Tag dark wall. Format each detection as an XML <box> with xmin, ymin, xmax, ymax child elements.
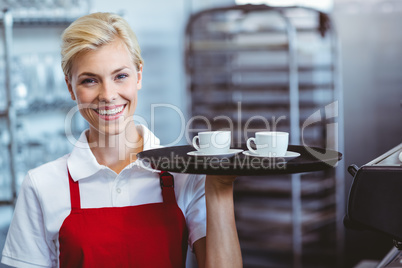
<box><xmin>334</xmin><ymin>8</ymin><xmax>402</xmax><ymax>268</ymax></box>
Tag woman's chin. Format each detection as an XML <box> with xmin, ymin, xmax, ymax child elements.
<box><xmin>89</xmin><ymin>122</ymin><xmax>127</xmax><ymax>138</ymax></box>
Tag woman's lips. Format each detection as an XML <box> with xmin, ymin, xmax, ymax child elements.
<box><xmin>92</xmin><ymin>104</ymin><xmax>126</xmax><ymax>121</ymax></box>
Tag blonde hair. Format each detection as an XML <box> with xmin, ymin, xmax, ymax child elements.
<box><xmin>61</xmin><ymin>12</ymin><xmax>143</xmax><ymax>79</ymax></box>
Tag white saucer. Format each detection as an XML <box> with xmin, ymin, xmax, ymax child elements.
<box><xmin>187</xmin><ymin>149</ymin><xmax>243</xmax><ymax>158</ymax></box>
<box><xmin>242</xmin><ymin>150</ymin><xmax>301</xmax><ymax>160</ymax></box>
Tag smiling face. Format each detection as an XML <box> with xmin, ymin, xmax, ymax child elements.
<box><xmin>66</xmin><ymin>38</ymin><xmax>142</xmax><ymax>138</ymax></box>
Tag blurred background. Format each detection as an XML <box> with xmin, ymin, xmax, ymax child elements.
<box><xmin>0</xmin><ymin>0</ymin><xmax>401</xmax><ymax>267</ymax></box>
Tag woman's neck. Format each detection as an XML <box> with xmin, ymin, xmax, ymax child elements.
<box><xmin>87</xmin><ymin>124</ymin><xmax>143</xmax><ymax>174</ymax></box>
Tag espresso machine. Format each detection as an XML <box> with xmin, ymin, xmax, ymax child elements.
<box><xmin>345</xmin><ymin>143</ymin><xmax>402</xmax><ymax>267</ymax></box>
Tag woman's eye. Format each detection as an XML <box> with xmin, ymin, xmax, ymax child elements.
<box><xmin>116</xmin><ymin>73</ymin><xmax>128</xmax><ymax>80</ymax></box>
<box><xmin>81</xmin><ymin>78</ymin><xmax>96</xmax><ymax>84</ymax></box>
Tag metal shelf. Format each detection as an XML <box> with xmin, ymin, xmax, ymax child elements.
<box><xmin>185</xmin><ymin>4</ymin><xmax>344</xmax><ymax>268</ymax></box>
<box><xmin>189</xmin><ymin>64</ymin><xmax>335</xmax><ymax>73</ymax></box>
<box><xmin>0</xmin><ymin>100</ymin><xmax>76</xmax><ymax>116</ymax></box>
<box><xmin>190</xmin><ymin>40</ymin><xmax>288</xmax><ymax>52</ymax></box>
<box><xmin>234</xmin><ymin>175</ymin><xmax>336</xmax><ymax>197</ymax></box>
<box><xmin>0</xmin><ymin>1</ymin><xmax>90</xmax><ymax>26</ymax></box>
<box><xmin>196</xmin><ymin>26</ymin><xmax>330</xmax><ymax>36</ymax></box>
<box><xmin>0</xmin><ymin>17</ymin><xmax>77</xmax><ymax>26</ymax></box>
<box><xmin>0</xmin><ymin>200</ymin><xmax>13</xmax><ymax>205</ymax></box>
<box><xmin>191</xmin><ymin>83</ymin><xmax>334</xmax><ymax>91</ymax></box>
<box><xmin>1</xmin><ymin>8</ymin><xmax>88</xmax><ymax>205</ymax></box>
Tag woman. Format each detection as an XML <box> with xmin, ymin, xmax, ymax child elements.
<box><xmin>1</xmin><ymin>12</ymin><xmax>242</xmax><ymax>268</ymax></box>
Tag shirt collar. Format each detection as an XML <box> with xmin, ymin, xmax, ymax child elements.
<box><xmin>67</xmin><ymin>124</ymin><xmax>161</xmax><ymax>181</ymax></box>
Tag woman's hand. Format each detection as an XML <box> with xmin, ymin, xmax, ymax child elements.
<box><xmin>205</xmin><ymin>175</ymin><xmax>237</xmax><ymax>188</ymax></box>
<box><xmin>204</xmin><ymin>175</ymin><xmax>237</xmax><ymax>203</ymax></box>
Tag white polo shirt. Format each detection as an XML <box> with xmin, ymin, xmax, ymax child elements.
<box><xmin>1</xmin><ymin>125</ymin><xmax>206</xmax><ymax>268</ymax></box>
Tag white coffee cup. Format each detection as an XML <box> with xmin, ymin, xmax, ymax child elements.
<box><xmin>246</xmin><ymin>131</ymin><xmax>289</xmax><ymax>157</ymax></box>
<box><xmin>192</xmin><ymin>131</ymin><xmax>231</xmax><ymax>154</ymax></box>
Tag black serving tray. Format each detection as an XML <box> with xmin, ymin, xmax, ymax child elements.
<box><xmin>137</xmin><ymin>145</ymin><xmax>342</xmax><ymax>176</ymax></box>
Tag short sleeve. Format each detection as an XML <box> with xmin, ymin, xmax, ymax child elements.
<box><xmin>1</xmin><ymin>173</ymin><xmax>57</xmax><ymax>268</ymax></box>
<box><xmin>183</xmin><ymin>174</ymin><xmax>206</xmax><ymax>250</ymax></box>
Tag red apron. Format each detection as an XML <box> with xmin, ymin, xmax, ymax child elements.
<box><xmin>58</xmin><ymin>170</ymin><xmax>188</xmax><ymax>267</ymax></box>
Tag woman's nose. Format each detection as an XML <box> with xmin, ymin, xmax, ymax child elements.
<box><xmin>98</xmin><ymin>81</ymin><xmax>117</xmax><ymax>102</ymax></box>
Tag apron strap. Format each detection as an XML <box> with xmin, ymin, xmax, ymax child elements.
<box><xmin>159</xmin><ymin>171</ymin><xmax>176</xmax><ymax>204</ymax></box>
<box><xmin>67</xmin><ymin>169</ymin><xmax>81</xmax><ymax>210</ymax></box>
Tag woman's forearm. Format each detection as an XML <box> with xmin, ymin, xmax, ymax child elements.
<box><xmin>204</xmin><ymin>176</ymin><xmax>242</xmax><ymax>268</ymax></box>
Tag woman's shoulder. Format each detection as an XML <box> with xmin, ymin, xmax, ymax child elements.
<box><xmin>27</xmin><ymin>153</ymin><xmax>70</xmax><ymax>186</ymax></box>
<box><xmin>17</xmin><ymin>154</ymin><xmax>71</xmax><ymax>214</ymax></box>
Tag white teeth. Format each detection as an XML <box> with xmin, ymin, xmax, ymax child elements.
<box><xmin>96</xmin><ymin>105</ymin><xmax>124</xmax><ymax>116</ymax></box>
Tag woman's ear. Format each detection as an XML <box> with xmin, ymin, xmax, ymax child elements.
<box><xmin>137</xmin><ymin>64</ymin><xmax>143</xmax><ymax>90</ymax></box>
<box><xmin>65</xmin><ymin>76</ymin><xmax>76</xmax><ymax>101</ymax></box>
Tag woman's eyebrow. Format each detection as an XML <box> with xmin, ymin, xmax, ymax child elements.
<box><xmin>77</xmin><ymin>72</ymin><xmax>97</xmax><ymax>78</ymax></box>
<box><xmin>111</xmin><ymin>66</ymin><xmax>130</xmax><ymax>74</ymax></box>
<box><xmin>77</xmin><ymin>67</ymin><xmax>131</xmax><ymax>78</ymax></box>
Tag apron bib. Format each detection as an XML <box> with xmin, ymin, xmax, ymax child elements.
<box><xmin>59</xmin><ymin>170</ymin><xmax>188</xmax><ymax>267</ymax></box>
